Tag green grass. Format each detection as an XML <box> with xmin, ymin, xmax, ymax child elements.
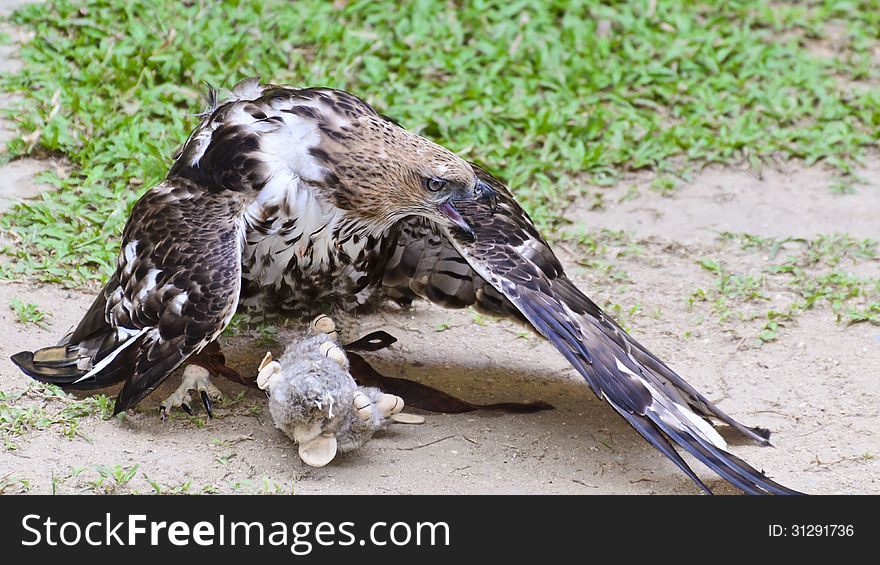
<box><xmin>690</xmin><ymin>258</ymin><xmax>769</xmax><ymax>321</ymax></box>
<box><xmin>222</xmin><ymin>310</ymin><xmax>289</xmax><ymax>342</ymax></box>
<box><xmin>88</xmin><ymin>463</ymin><xmax>140</xmax><ymax>493</ymax></box>
<box><xmin>0</xmin><ymin>474</ymin><xmax>32</xmax><ymax>494</ymax></box>
<box><xmin>8</xmin><ymin>298</ymin><xmax>50</xmax><ymax>329</ymax></box>
<box><xmin>142</xmin><ymin>473</ymin><xmax>194</xmax><ymax>495</ymax></box>
<box><xmin>45</xmin><ymin>467</ymin><xmax>290</xmax><ymax>494</ymax></box>
<box><xmin>691</xmin><ymin>233</ymin><xmax>880</xmax><ymax>343</ymax></box>
<box><xmin>1</xmin><ymin>0</ymin><xmax>880</xmax><ymax>285</ymax></box>
<box><xmin>0</xmin><ymin>383</ymin><xmax>115</xmax><ymax>449</ymax></box>
<box><xmin>566</xmin><ymin>227</ymin><xmax>639</xmax><ymax>283</ymax></box>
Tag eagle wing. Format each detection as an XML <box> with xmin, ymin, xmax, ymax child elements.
<box><xmin>385</xmin><ymin>164</ymin><xmax>800</xmax><ymax>495</ymax></box>
<box><xmin>12</xmin><ymin>179</ymin><xmax>245</xmax><ymax>414</ymax></box>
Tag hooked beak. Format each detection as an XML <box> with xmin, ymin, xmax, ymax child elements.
<box><xmin>473</xmin><ymin>179</ymin><xmax>498</xmax><ymax>211</ymax></box>
<box><xmin>437</xmin><ymin>200</ymin><xmax>474</xmax><ymax>238</ymax></box>
<box><xmin>437</xmin><ymin>179</ymin><xmax>498</xmax><ymax>238</ymax></box>
<box><xmin>437</xmin><ymin>179</ymin><xmax>498</xmax><ymax>239</ymax></box>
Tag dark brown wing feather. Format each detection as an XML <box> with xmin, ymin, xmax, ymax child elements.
<box><xmin>385</xmin><ymin>164</ymin><xmax>799</xmax><ymax>495</ymax></box>
<box><xmin>12</xmin><ymin>179</ymin><xmax>246</xmax><ymax>414</ymax></box>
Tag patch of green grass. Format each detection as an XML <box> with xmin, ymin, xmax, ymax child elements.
<box><xmin>691</xmin><ymin>232</ymin><xmax>880</xmax><ymax>343</ymax></box>
<box><xmin>566</xmin><ymin>228</ymin><xmax>638</xmax><ymax>283</ymax></box>
<box><xmin>0</xmin><ymin>383</ymin><xmax>114</xmax><ymax>449</ymax></box>
<box><xmin>2</xmin><ymin>0</ymin><xmax>880</xmax><ymax>284</ymax></box>
<box><xmin>8</xmin><ymin>298</ymin><xmax>50</xmax><ymax>329</ymax></box>
<box><xmin>756</xmin><ymin>308</ymin><xmax>798</xmax><ymax>343</ymax></box>
<box><xmin>254</xmin><ymin>324</ymin><xmax>279</xmax><ymax>347</ymax></box>
<box><xmin>618</xmin><ymin>184</ymin><xmax>641</xmax><ymax>203</ymax></box>
<box><xmin>160</xmin><ymin>480</ymin><xmax>194</xmax><ymax>495</ymax></box>
<box><xmin>258</xmin><ymin>476</ymin><xmax>295</xmax><ymax>495</ymax></box>
<box><xmin>797</xmin><ymin>233</ymin><xmax>877</xmax><ymax>267</ymax></box>
<box><xmin>690</xmin><ymin>258</ymin><xmax>768</xmax><ymax>321</ymax></box>
<box><xmin>87</xmin><ymin>463</ymin><xmax>139</xmax><ymax>494</ymax></box>
<box><xmin>142</xmin><ymin>473</ymin><xmax>165</xmax><ymax>494</ymax></box>
<box><xmin>214</xmin><ymin>451</ymin><xmax>237</xmax><ymax>466</ymax></box>
<box><xmin>92</xmin><ymin>471</ymin><xmax>196</xmax><ymax>495</ymax></box>
<box><xmin>718</xmin><ymin>232</ymin><xmax>796</xmax><ymax>255</ymax></box>
<box><xmin>50</xmin><ymin>472</ymin><xmax>64</xmax><ymax>495</ymax></box>
<box><xmin>0</xmin><ymin>474</ymin><xmax>32</xmax><ymax>494</ymax></box>
<box><xmin>80</xmin><ymin>470</ymin><xmax>200</xmax><ymax>495</ymax></box>
<box><xmin>186</xmin><ymin>415</ymin><xmax>207</xmax><ymax>428</ymax></box>
<box><xmin>566</xmin><ymin>228</ymin><xmax>636</xmax><ymax>258</ymax></box>
<box><xmin>471</xmin><ymin>311</ymin><xmax>490</xmax><ymax>327</ymax></box>
<box><xmin>505</xmin><ymin>327</ymin><xmax>534</xmax><ymax>340</ymax></box>
<box><xmin>221</xmin><ymin>311</ymin><xmax>283</xmax><ymax>342</ymax></box>
<box><xmin>722</xmin><ymin>231</ymin><xmax>878</xmax><ymax>266</ymax></box>
<box><xmin>845</xmin><ymin>300</ymin><xmax>880</xmax><ymax>324</ymax></box>
<box><xmin>649</xmin><ymin>176</ymin><xmax>678</xmax><ymax>197</ymax></box>
<box><xmin>242</xmin><ymin>403</ymin><xmax>264</xmax><ymax>417</ymax></box>
<box><xmin>603</xmin><ymin>301</ymin><xmax>642</xmax><ymax>332</ymax></box>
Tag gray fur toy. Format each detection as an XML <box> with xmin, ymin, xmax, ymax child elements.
<box><xmin>256</xmin><ymin>315</ymin><xmax>423</xmax><ymax>467</ymax></box>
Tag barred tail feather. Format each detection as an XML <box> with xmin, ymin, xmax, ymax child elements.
<box><xmin>11</xmin><ymin>328</ymin><xmax>147</xmax><ymax>391</ymax></box>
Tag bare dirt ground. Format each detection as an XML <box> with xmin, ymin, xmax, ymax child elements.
<box><xmin>1</xmin><ymin>2</ymin><xmax>878</xmax><ymax>495</ymax></box>
<box><xmin>2</xmin><ymin>162</ymin><xmax>877</xmax><ymax>495</ymax></box>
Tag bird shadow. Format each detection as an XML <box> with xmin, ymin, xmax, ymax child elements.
<box><xmin>60</xmin><ymin>339</ymin><xmax>759</xmax><ymax>494</ymax></box>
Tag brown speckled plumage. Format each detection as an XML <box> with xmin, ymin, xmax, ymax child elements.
<box><xmin>13</xmin><ymin>179</ymin><xmax>252</xmax><ymax>413</ymax></box>
<box><xmin>12</xmin><ymin>79</ymin><xmax>800</xmax><ymax>495</ymax></box>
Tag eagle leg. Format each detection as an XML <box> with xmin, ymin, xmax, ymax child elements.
<box><xmin>159</xmin><ymin>364</ymin><xmax>223</xmax><ymax>420</ymax></box>
<box><xmin>158</xmin><ymin>338</ymin><xmax>246</xmax><ymax>420</ymax></box>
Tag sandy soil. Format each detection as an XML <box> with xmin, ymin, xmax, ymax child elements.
<box><xmin>3</xmin><ymin>162</ymin><xmax>878</xmax><ymax>495</ymax></box>
<box><xmin>0</xmin><ymin>0</ymin><xmax>50</xmax><ymax>210</ymax></box>
<box><xmin>1</xmin><ymin>2</ymin><xmax>878</xmax><ymax>495</ymax></box>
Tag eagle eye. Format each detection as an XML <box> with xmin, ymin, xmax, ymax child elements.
<box><xmin>426</xmin><ymin>178</ymin><xmax>447</xmax><ymax>192</ymax></box>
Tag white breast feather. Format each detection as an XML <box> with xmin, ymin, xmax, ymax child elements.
<box><xmin>258</xmin><ymin>110</ymin><xmax>324</xmax><ymax>183</ymax></box>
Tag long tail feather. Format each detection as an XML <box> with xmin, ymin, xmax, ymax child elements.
<box><xmin>11</xmin><ymin>334</ymin><xmax>141</xmax><ymax>391</ymax></box>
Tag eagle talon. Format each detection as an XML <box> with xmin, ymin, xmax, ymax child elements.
<box><xmin>200</xmin><ymin>390</ymin><xmax>213</xmax><ymax>418</ymax></box>
<box><xmin>159</xmin><ymin>364</ymin><xmax>222</xmax><ymax>420</ymax></box>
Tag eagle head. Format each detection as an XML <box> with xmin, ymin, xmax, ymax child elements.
<box><xmin>311</xmin><ymin>111</ymin><xmax>496</xmax><ymax>237</ymax></box>
<box><xmin>178</xmin><ymin>80</ymin><xmax>496</xmax><ymax>236</ymax></box>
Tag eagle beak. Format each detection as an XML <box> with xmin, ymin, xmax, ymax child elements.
<box><xmin>437</xmin><ymin>179</ymin><xmax>497</xmax><ymax>238</ymax></box>
<box><xmin>474</xmin><ymin>179</ymin><xmax>498</xmax><ymax>212</ymax></box>
<box><xmin>437</xmin><ymin>200</ymin><xmax>475</xmax><ymax>238</ymax></box>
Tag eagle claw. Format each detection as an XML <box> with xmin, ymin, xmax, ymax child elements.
<box><xmin>159</xmin><ymin>364</ymin><xmax>222</xmax><ymax>420</ymax></box>
<box><xmin>200</xmin><ymin>390</ymin><xmax>214</xmax><ymax>418</ymax></box>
